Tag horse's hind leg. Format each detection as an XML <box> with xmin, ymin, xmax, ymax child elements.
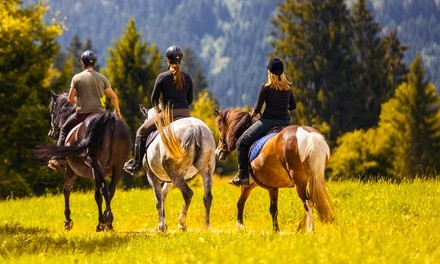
<box><xmin>147</xmin><ymin>173</ymin><xmax>168</xmax><ymax>232</ymax></box>
<box><xmin>269</xmin><ymin>188</ymin><xmax>280</xmax><ymax>232</ymax></box>
<box><xmin>295</xmin><ymin>184</ymin><xmax>314</xmax><ymax>233</ymax></box>
<box><xmin>90</xmin><ymin>159</ymin><xmax>112</xmax><ymax>232</ymax></box>
<box><xmin>237</xmin><ymin>183</ymin><xmax>256</xmax><ymax>229</ymax></box>
<box><xmin>174</xmin><ymin>177</ymin><xmax>193</xmax><ymax>231</ymax></box>
<box><xmin>63</xmin><ymin>168</ymin><xmax>77</xmax><ymax>231</ymax></box>
<box><xmin>201</xmin><ymin>170</ymin><xmax>213</xmax><ymax>228</ymax></box>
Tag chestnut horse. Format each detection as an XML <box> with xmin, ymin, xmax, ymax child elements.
<box><xmin>214</xmin><ymin>109</ymin><xmax>335</xmax><ymax>232</ymax></box>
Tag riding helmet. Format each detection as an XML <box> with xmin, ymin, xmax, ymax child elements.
<box><xmin>81</xmin><ymin>50</ymin><xmax>97</xmax><ymax>66</ymax></box>
<box><xmin>266</xmin><ymin>58</ymin><xmax>284</xmax><ymax>76</ymax></box>
<box><xmin>165</xmin><ymin>45</ymin><xmax>183</xmax><ymax>63</ymax></box>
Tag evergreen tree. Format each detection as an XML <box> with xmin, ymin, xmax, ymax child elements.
<box><xmin>181</xmin><ymin>47</ymin><xmax>209</xmax><ymax>99</ymax></box>
<box><xmin>104</xmin><ymin>18</ymin><xmax>161</xmax><ymax>136</ymax></box>
<box><xmin>0</xmin><ymin>0</ymin><xmax>62</xmax><ymax>198</ymax></box>
<box><xmin>271</xmin><ymin>0</ymin><xmax>356</xmax><ymax>140</ymax></box>
<box><xmin>379</xmin><ymin>55</ymin><xmax>440</xmax><ymax>178</ymax></box>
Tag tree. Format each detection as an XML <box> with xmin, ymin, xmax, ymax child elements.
<box><xmin>104</xmin><ymin>18</ymin><xmax>162</xmax><ymax>136</ymax></box>
<box><xmin>271</xmin><ymin>0</ymin><xmax>356</xmax><ymax>140</ymax></box>
<box><xmin>181</xmin><ymin>47</ymin><xmax>209</xmax><ymax>99</ymax></box>
<box><xmin>379</xmin><ymin>55</ymin><xmax>440</xmax><ymax>178</ymax></box>
<box><xmin>0</xmin><ymin>0</ymin><xmax>62</xmax><ymax>198</ymax></box>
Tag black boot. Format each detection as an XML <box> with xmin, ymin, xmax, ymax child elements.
<box><xmin>229</xmin><ymin>164</ymin><xmax>250</xmax><ymax>187</ymax></box>
<box><xmin>124</xmin><ymin>136</ymin><xmax>147</xmax><ymax>175</ymax></box>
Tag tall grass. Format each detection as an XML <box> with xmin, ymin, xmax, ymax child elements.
<box><xmin>1</xmin><ymin>177</ymin><xmax>439</xmax><ymax>263</ymax></box>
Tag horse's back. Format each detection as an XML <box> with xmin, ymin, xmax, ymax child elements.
<box><xmin>146</xmin><ymin>116</ymin><xmax>215</xmax><ymax>181</ymax></box>
<box><xmin>250</xmin><ymin>125</ymin><xmax>326</xmax><ymax>188</ymax></box>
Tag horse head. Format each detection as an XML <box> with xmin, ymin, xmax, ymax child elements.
<box><xmin>214</xmin><ymin>108</ymin><xmax>253</xmax><ymax>161</ymax></box>
<box><xmin>48</xmin><ymin>90</ymin><xmax>75</xmax><ymax>140</ymax></box>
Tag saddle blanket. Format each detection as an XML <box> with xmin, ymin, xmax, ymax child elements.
<box><xmin>249</xmin><ymin>130</ymin><xmax>280</xmax><ymax>162</ymax></box>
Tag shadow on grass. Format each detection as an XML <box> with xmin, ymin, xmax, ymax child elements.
<box><xmin>0</xmin><ymin>222</ymin><xmax>142</xmax><ymax>259</ymax></box>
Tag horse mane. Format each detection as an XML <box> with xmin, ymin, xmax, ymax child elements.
<box><xmin>222</xmin><ymin>109</ymin><xmax>253</xmax><ymax>151</ymax></box>
<box><xmin>52</xmin><ymin>93</ymin><xmax>75</xmax><ymax>119</ymax></box>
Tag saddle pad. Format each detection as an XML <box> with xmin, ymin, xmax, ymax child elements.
<box><xmin>249</xmin><ymin>130</ymin><xmax>280</xmax><ymax>162</ymax></box>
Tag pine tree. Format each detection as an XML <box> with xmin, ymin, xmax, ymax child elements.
<box><xmin>181</xmin><ymin>47</ymin><xmax>209</xmax><ymax>99</ymax></box>
<box><xmin>104</xmin><ymin>18</ymin><xmax>162</xmax><ymax>135</ymax></box>
<box><xmin>379</xmin><ymin>55</ymin><xmax>440</xmax><ymax>178</ymax></box>
<box><xmin>271</xmin><ymin>0</ymin><xmax>356</xmax><ymax>140</ymax></box>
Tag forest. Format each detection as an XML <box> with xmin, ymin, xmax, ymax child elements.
<box><xmin>2</xmin><ymin>0</ymin><xmax>440</xmax><ymax>198</ymax></box>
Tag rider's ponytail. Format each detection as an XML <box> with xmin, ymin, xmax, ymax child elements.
<box><xmin>170</xmin><ymin>63</ymin><xmax>185</xmax><ymax>89</ymax></box>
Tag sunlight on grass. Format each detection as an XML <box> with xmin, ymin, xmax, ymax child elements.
<box><xmin>1</xmin><ymin>177</ymin><xmax>440</xmax><ymax>263</ymax></box>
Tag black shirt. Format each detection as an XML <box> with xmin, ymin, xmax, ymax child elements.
<box><xmin>253</xmin><ymin>83</ymin><xmax>296</xmax><ymax>120</ymax></box>
<box><xmin>151</xmin><ymin>70</ymin><xmax>193</xmax><ymax>109</ymax></box>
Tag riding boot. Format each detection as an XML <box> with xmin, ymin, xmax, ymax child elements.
<box><xmin>229</xmin><ymin>164</ymin><xmax>250</xmax><ymax>187</ymax></box>
<box><xmin>124</xmin><ymin>136</ymin><xmax>147</xmax><ymax>176</ymax></box>
<box><xmin>48</xmin><ymin>135</ymin><xmax>67</xmax><ymax>171</ymax></box>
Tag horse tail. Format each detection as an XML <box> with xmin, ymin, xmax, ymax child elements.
<box><xmin>304</xmin><ymin>131</ymin><xmax>335</xmax><ymax>223</ymax></box>
<box><xmin>155</xmin><ymin>105</ymin><xmax>185</xmax><ymax>160</ymax></box>
<box><xmin>34</xmin><ymin>112</ymin><xmax>115</xmax><ymax>161</ymax></box>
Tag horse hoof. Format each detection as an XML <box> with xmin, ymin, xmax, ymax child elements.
<box><xmin>178</xmin><ymin>224</ymin><xmax>187</xmax><ymax>232</ymax></box>
<box><xmin>64</xmin><ymin>220</ymin><xmax>73</xmax><ymax>231</ymax></box>
<box><xmin>96</xmin><ymin>223</ymin><xmax>106</xmax><ymax>232</ymax></box>
<box><xmin>158</xmin><ymin>223</ymin><xmax>167</xmax><ymax>232</ymax></box>
<box><xmin>236</xmin><ymin>222</ymin><xmax>245</xmax><ymax>231</ymax></box>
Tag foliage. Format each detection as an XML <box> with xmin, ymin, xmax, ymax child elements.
<box><xmin>181</xmin><ymin>47</ymin><xmax>209</xmax><ymax>100</ymax></box>
<box><xmin>378</xmin><ymin>55</ymin><xmax>440</xmax><ymax>178</ymax></box>
<box><xmin>0</xmin><ymin>0</ymin><xmax>62</xmax><ymax>198</ymax></box>
<box><xmin>270</xmin><ymin>0</ymin><xmax>408</xmax><ymax>142</ymax></box>
<box><xmin>104</xmin><ymin>18</ymin><xmax>162</xmax><ymax>136</ymax></box>
<box><xmin>1</xmin><ymin>179</ymin><xmax>440</xmax><ymax>262</ymax></box>
<box><xmin>330</xmin><ymin>55</ymin><xmax>440</xmax><ymax>180</ymax></box>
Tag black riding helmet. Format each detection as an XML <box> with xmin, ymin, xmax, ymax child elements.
<box><xmin>267</xmin><ymin>58</ymin><xmax>284</xmax><ymax>76</ymax></box>
<box><xmin>81</xmin><ymin>50</ymin><xmax>97</xmax><ymax>67</ymax></box>
<box><xmin>165</xmin><ymin>45</ymin><xmax>183</xmax><ymax>64</ymax></box>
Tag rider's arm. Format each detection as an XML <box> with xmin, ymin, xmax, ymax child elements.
<box><xmin>105</xmin><ymin>87</ymin><xmax>121</xmax><ymax>118</ymax></box>
<box><xmin>68</xmin><ymin>87</ymin><xmax>77</xmax><ymax>104</ymax></box>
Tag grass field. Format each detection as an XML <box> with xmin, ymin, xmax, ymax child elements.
<box><xmin>1</xmin><ymin>176</ymin><xmax>439</xmax><ymax>263</ymax></box>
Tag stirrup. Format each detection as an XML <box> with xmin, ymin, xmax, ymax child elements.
<box><xmin>123</xmin><ymin>159</ymin><xmax>141</xmax><ymax>176</ymax></box>
<box><xmin>228</xmin><ymin>175</ymin><xmax>249</xmax><ymax>187</ymax></box>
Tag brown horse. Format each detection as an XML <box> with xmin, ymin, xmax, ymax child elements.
<box><xmin>214</xmin><ymin>108</ymin><xmax>335</xmax><ymax>232</ymax></box>
<box><xmin>34</xmin><ymin>91</ymin><xmax>131</xmax><ymax>231</ymax></box>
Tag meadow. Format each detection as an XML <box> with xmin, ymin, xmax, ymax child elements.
<box><xmin>1</xmin><ymin>176</ymin><xmax>439</xmax><ymax>263</ymax></box>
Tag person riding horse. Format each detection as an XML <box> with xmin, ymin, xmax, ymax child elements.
<box><xmin>124</xmin><ymin>45</ymin><xmax>193</xmax><ymax>175</ymax></box>
<box><xmin>230</xmin><ymin>58</ymin><xmax>296</xmax><ymax>187</ymax></box>
<box><xmin>48</xmin><ymin>50</ymin><xmax>121</xmax><ymax>170</ymax></box>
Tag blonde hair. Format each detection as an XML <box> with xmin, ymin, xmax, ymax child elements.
<box><xmin>265</xmin><ymin>70</ymin><xmax>291</xmax><ymax>91</ymax></box>
<box><xmin>168</xmin><ymin>60</ymin><xmax>185</xmax><ymax>89</ymax></box>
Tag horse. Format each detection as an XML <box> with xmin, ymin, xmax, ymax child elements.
<box><xmin>139</xmin><ymin>104</ymin><xmax>216</xmax><ymax>231</ymax></box>
<box><xmin>33</xmin><ymin>91</ymin><xmax>131</xmax><ymax>231</ymax></box>
<box><xmin>214</xmin><ymin>108</ymin><xmax>335</xmax><ymax>232</ymax></box>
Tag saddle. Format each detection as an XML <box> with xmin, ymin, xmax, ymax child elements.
<box><xmin>248</xmin><ymin>127</ymin><xmax>284</xmax><ymax>162</ymax></box>
<box><xmin>145</xmin><ymin>130</ymin><xmax>159</xmax><ymax>149</ymax></box>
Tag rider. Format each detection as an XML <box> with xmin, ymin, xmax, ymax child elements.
<box><xmin>48</xmin><ymin>50</ymin><xmax>121</xmax><ymax>170</ymax></box>
<box><xmin>229</xmin><ymin>58</ymin><xmax>296</xmax><ymax>187</ymax></box>
<box><xmin>123</xmin><ymin>45</ymin><xmax>194</xmax><ymax>175</ymax></box>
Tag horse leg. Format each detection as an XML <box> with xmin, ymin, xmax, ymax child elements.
<box><xmin>63</xmin><ymin>167</ymin><xmax>77</xmax><ymax>231</ymax></box>
<box><xmin>174</xmin><ymin>177</ymin><xmax>193</xmax><ymax>231</ymax></box>
<box><xmin>201</xmin><ymin>171</ymin><xmax>213</xmax><ymax>229</ymax></box>
<box><xmin>105</xmin><ymin>165</ymin><xmax>123</xmax><ymax>231</ymax></box>
<box><xmin>268</xmin><ymin>188</ymin><xmax>280</xmax><ymax>232</ymax></box>
<box><xmin>237</xmin><ymin>183</ymin><xmax>256</xmax><ymax>229</ymax></box>
<box><xmin>147</xmin><ymin>173</ymin><xmax>167</xmax><ymax>232</ymax></box>
<box><xmin>90</xmin><ymin>159</ymin><xmax>112</xmax><ymax>232</ymax></box>
<box><xmin>295</xmin><ymin>184</ymin><xmax>314</xmax><ymax>233</ymax></box>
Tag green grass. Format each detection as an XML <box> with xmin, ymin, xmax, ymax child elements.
<box><xmin>1</xmin><ymin>177</ymin><xmax>439</xmax><ymax>263</ymax></box>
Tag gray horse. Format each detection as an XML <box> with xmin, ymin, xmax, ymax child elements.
<box><xmin>139</xmin><ymin>105</ymin><xmax>216</xmax><ymax>231</ymax></box>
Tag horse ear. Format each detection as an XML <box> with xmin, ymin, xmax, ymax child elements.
<box><xmin>214</xmin><ymin>108</ymin><xmax>220</xmax><ymax>116</ymax></box>
<box><xmin>49</xmin><ymin>90</ymin><xmax>58</xmax><ymax>100</ymax></box>
<box><xmin>139</xmin><ymin>104</ymin><xmax>148</xmax><ymax>117</ymax></box>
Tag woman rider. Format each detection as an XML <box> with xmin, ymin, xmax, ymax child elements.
<box><xmin>229</xmin><ymin>58</ymin><xmax>296</xmax><ymax>187</ymax></box>
<box><xmin>124</xmin><ymin>45</ymin><xmax>193</xmax><ymax>175</ymax></box>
